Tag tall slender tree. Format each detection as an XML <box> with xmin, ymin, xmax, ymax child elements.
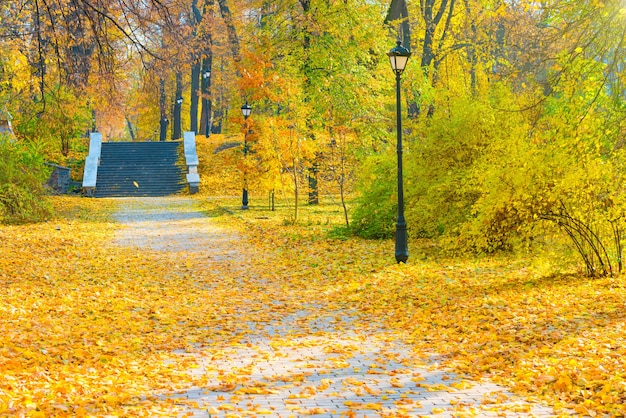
<box><xmin>172</xmin><ymin>71</ymin><xmax>183</xmax><ymax>139</ymax></box>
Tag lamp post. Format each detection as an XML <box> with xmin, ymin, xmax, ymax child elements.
<box><xmin>203</xmin><ymin>70</ymin><xmax>211</xmax><ymax>137</ymax></box>
<box><xmin>174</xmin><ymin>97</ymin><xmax>183</xmax><ymax>140</ymax></box>
<box><xmin>387</xmin><ymin>40</ymin><xmax>411</xmax><ymax>263</ymax></box>
<box><xmin>241</xmin><ymin>102</ymin><xmax>252</xmax><ymax>210</ymax></box>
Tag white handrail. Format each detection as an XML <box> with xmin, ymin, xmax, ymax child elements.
<box><xmin>82</xmin><ymin>132</ymin><xmax>102</xmax><ymax>196</ymax></box>
<box><xmin>183</xmin><ymin>132</ymin><xmax>200</xmax><ymax>194</ymax></box>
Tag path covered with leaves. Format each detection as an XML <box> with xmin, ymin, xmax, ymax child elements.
<box><xmin>111</xmin><ymin>197</ymin><xmax>552</xmax><ymax>417</ymax></box>
<box><xmin>2</xmin><ymin>196</ymin><xmax>625</xmax><ymax>416</ymax></box>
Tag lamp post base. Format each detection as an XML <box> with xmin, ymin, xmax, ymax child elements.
<box><xmin>395</xmin><ymin>221</ymin><xmax>408</xmax><ymax>263</ymax></box>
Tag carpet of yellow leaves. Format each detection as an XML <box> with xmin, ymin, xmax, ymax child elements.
<box><xmin>0</xmin><ymin>198</ymin><xmax>204</xmax><ymax>416</ymax></box>
<box><xmin>218</xmin><ymin>199</ymin><xmax>626</xmax><ymax>417</ymax></box>
<box><xmin>1</xmin><ymin>195</ymin><xmax>625</xmax><ymax>416</ymax></box>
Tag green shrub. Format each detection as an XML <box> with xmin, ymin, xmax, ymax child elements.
<box><xmin>0</xmin><ymin>136</ymin><xmax>53</xmax><ymax>223</ymax></box>
<box><xmin>350</xmin><ymin>91</ymin><xmax>492</xmax><ymax>241</ymax></box>
<box><xmin>349</xmin><ymin>151</ymin><xmax>396</xmax><ymax>239</ymax></box>
<box><xmin>14</xmin><ymin>85</ymin><xmax>90</xmax><ymax>160</ymax></box>
<box><xmin>350</xmin><ymin>73</ymin><xmax>626</xmax><ymax>278</ymax></box>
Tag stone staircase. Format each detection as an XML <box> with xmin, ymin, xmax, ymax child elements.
<box><xmin>95</xmin><ymin>141</ymin><xmax>186</xmax><ymax>197</ymax></box>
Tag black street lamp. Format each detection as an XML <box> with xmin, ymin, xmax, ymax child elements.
<box><xmin>387</xmin><ymin>40</ymin><xmax>411</xmax><ymax>263</ymax></box>
<box><xmin>241</xmin><ymin>102</ymin><xmax>252</xmax><ymax>210</ymax></box>
<box><xmin>174</xmin><ymin>97</ymin><xmax>184</xmax><ymax>140</ymax></box>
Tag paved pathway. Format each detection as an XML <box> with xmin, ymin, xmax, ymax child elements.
<box><xmin>112</xmin><ymin>197</ymin><xmax>559</xmax><ymax>417</ymax></box>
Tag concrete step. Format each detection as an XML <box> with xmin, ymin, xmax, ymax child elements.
<box><xmin>95</xmin><ymin>141</ymin><xmax>185</xmax><ymax>198</ymax></box>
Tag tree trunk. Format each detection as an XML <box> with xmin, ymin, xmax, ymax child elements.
<box><xmin>190</xmin><ymin>62</ymin><xmax>200</xmax><ymax>133</ymax></box>
<box><xmin>190</xmin><ymin>0</ymin><xmax>203</xmax><ymax>133</ymax></box>
<box><xmin>338</xmin><ymin>134</ymin><xmax>350</xmax><ymax>227</ymax></box>
<box><xmin>308</xmin><ymin>161</ymin><xmax>319</xmax><ymax>205</ymax></box>
<box><xmin>126</xmin><ymin>115</ymin><xmax>136</xmax><ymax>141</ymax></box>
<box><xmin>200</xmin><ymin>56</ymin><xmax>213</xmax><ymax>137</ymax></box>
<box><xmin>217</xmin><ymin>0</ymin><xmax>241</xmax><ymax>62</ymax></box>
<box><xmin>385</xmin><ymin>0</ymin><xmax>411</xmax><ymax>49</ymax></box>
<box><xmin>173</xmin><ymin>72</ymin><xmax>183</xmax><ymax>140</ymax></box>
<box><xmin>211</xmin><ymin>106</ymin><xmax>224</xmax><ymax>134</ymax></box>
<box><xmin>160</xmin><ymin>117</ymin><xmax>169</xmax><ymax>142</ymax></box>
<box><xmin>200</xmin><ymin>0</ymin><xmax>214</xmax><ymax>137</ymax></box>
<box><xmin>292</xmin><ymin>158</ymin><xmax>299</xmax><ymax>224</ymax></box>
<box><xmin>159</xmin><ymin>77</ymin><xmax>168</xmax><ymax>141</ymax></box>
<box><xmin>63</xmin><ymin>2</ymin><xmax>96</xmax><ymax>89</ymax></box>
<box><xmin>420</xmin><ymin>0</ymin><xmax>455</xmax><ymax>117</ymax></box>
<box><xmin>298</xmin><ymin>0</ymin><xmax>319</xmax><ymax>204</ymax></box>
<box><xmin>91</xmin><ymin>108</ymin><xmax>97</xmax><ymax>132</ymax></box>
<box><xmin>421</xmin><ymin>0</ymin><xmax>444</xmax><ymax>71</ymax></box>
<box><xmin>386</xmin><ymin>0</ymin><xmax>418</xmax><ymax>118</ymax></box>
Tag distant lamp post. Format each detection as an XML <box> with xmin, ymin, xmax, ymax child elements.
<box><xmin>174</xmin><ymin>97</ymin><xmax>184</xmax><ymax>140</ymax></box>
<box><xmin>241</xmin><ymin>102</ymin><xmax>252</xmax><ymax>119</ymax></box>
<box><xmin>241</xmin><ymin>102</ymin><xmax>252</xmax><ymax>210</ymax></box>
<box><xmin>203</xmin><ymin>70</ymin><xmax>211</xmax><ymax>137</ymax></box>
<box><xmin>387</xmin><ymin>40</ymin><xmax>411</xmax><ymax>263</ymax></box>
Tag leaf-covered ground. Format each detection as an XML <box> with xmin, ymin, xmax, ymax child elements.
<box><xmin>224</xmin><ymin>199</ymin><xmax>626</xmax><ymax>417</ymax></box>
<box><xmin>1</xmin><ymin>195</ymin><xmax>625</xmax><ymax>416</ymax></box>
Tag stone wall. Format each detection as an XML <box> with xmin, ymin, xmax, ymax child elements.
<box><xmin>45</xmin><ymin>163</ymin><xmax>71</xmax><ymax>194</ymax></box>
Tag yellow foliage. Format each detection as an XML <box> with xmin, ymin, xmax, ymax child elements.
<box><xmin>196</xmin><ymin>134</ymin><xmax>243</xmax><ymax>197</ymax></box>
<box><xmin>2</xmin><ymin>194</ymin><xmax>626</xmax><ymax>416</ymax></box>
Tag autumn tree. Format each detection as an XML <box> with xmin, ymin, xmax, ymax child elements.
<box><xmin>386</xmin><ymin>0</ymin><xmax>460</xmax><ymax>117</ymax></box>
<box><xmin>354</xmin><ymin>0</ymin><xmax>626</xmax><ymax>276</ymax></box>
<box><xmin>238</xmin><ymin>0</ymin><xmax>389</xmax><ymax>218</ymax></box>
<box><xmin>0</xmin><ymin>0</ymin><xmax>183</xmax><ymax>147</ymax></box>
<box><xmin>450</xmin><ymin>0</ymin><xmax>626</xmax><ymax>275</ymax></box>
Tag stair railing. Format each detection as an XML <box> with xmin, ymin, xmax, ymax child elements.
<box><xmin>183</xmin><ymin>131</ymin><xmax>200</xmax><ymax>194</ymax></box>
<box><xmin>82</xmin><ymin>132</ymin><xmax>102</xmax><ymax>197</ymax></box>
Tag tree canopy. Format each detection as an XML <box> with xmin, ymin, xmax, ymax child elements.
<box><xmin>0</xmin><ymin>0</ymin><xmax>625</xmax><ymax>275</ymax></box>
